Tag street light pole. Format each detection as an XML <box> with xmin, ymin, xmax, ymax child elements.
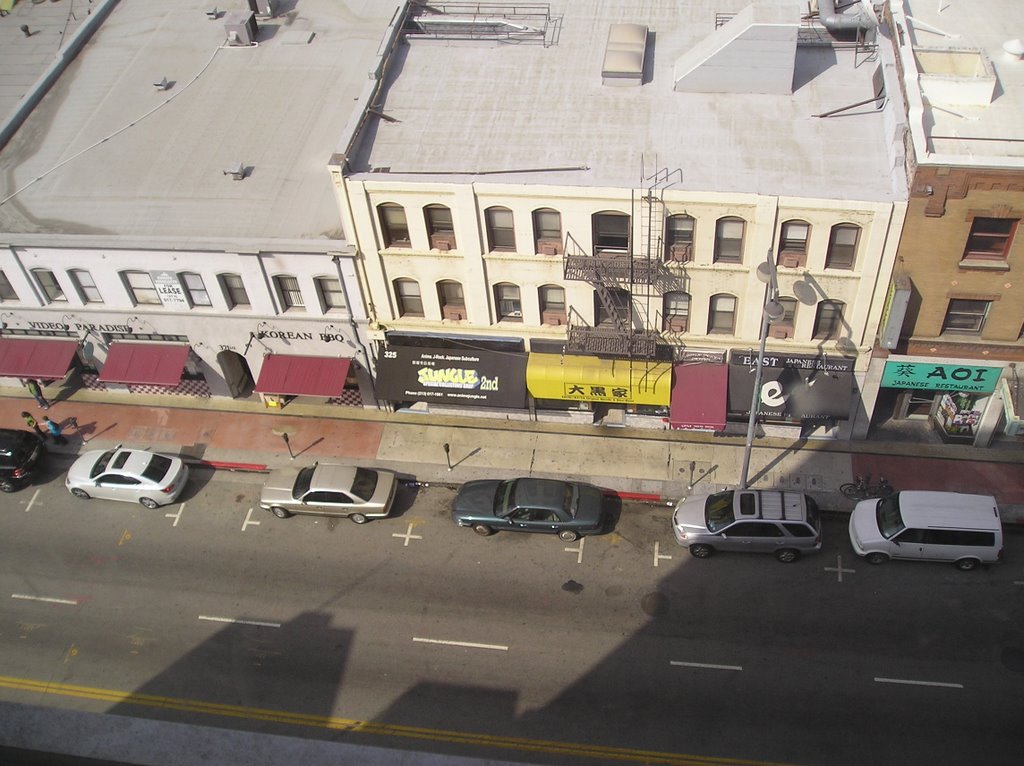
<box><xmin>739</xmin><ymin>250</ymin><xmax>783</xmax><ymax>490</ymax></box>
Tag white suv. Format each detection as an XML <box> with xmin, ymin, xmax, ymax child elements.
<box><xmin>673</xmin><ymin>489</ymin><xmax>822</xmax><ymax>563</ymax></box>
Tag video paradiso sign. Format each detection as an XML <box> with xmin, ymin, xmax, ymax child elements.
<box><xmin>374</xmin><ymin>346</ymin><xmax>527</xmax><ymax>408</ymax></box>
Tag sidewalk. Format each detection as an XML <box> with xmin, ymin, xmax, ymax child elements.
<box><xmin>3</xmin><ymin>385</ymin><xmax>1023</xmax><ymax>521</ymax></box>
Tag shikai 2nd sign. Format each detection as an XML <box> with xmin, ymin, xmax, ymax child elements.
<box><xmin>374</xmin><ymin>346</ymin><xmax>528</xmax><ymax>408</ymax></box>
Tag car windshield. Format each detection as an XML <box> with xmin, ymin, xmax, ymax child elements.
<box><xmin>350</xmin><ymin>468</ymin><xmax>379</xmax><ymax>501</ymax></box>
<box><xmin>705</xmin><ymin>491</ymin><xmax>736</xmax><ymax>532</ymax></box>
<box><xmin>293</xmin><ymin>466</ymin><xmax>316</xmax><ymax>499</ymax></box>
<box><xmin>876</xmin><ymin>495</ymin><xmax>905</xmax><ymax>539</ymax></box>
<box><xmin>90</xmin><ymin>450</ymin><xmax>116</xmax><ymax>479</ymax></box>
<box><xmin>142</xmin><ymin>455</ymin><xmax>173</xmax><ymax>482</ymax></box>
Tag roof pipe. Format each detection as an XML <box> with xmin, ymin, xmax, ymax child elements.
<box><xmin>817</xmin><ymin>0</ymin><xmax>877</xmax><ymax>33</ymax></box>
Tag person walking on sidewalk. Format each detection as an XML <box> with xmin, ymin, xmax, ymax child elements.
<box><xmin>25</xmin><ymin>379</ymin><xmax>50</xmax><ymax>409</ymax></box>
<box><xmin>41</xmin><ymin>417</ymin><xmax>67</xmax><ymax>446</ymax></box>
<box><xmin>20</xmin><ymin>411</ymin><xmax>45</xmax><ymax>441</ymax></box>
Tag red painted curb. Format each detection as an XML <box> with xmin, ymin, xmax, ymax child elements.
<box><xmin>604</xmin><ymin>489</ymin><xmax>669</xmax><ymax>503</ymax></box>
<box><xmin>186</xmin><ymin>459</ymin><xmax>268</xmax><ymax>472</ymax></box>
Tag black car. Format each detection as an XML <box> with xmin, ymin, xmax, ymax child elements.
<box><xmin>451</xmin><ymin>477</ymin><xmax>606</xmax><ymax>542</ymax></box>
<box><xmin>0</xmin><ymin>428</ymin><xmax>46</xmax><ymax>493</ymax></box>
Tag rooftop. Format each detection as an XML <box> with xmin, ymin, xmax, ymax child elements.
<box><xmin>0</xmin><ymin>0</ymin><xmax>401</xmax><ymax>249</ymax></box>
<box><xmin>894</xmin><ymin>0</ymin><xmax>1024</xmax><ymax>167</ymax></box>
<box><xmin>345</xmin><ymin>0</ymin><xmax>908</xmax><ymax>202</ymax></box>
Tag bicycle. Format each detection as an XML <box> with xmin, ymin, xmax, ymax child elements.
<box><xmin>839</xmin><ymin>474</ymin><xmax>894</xmax><ymax>501</ymax></box>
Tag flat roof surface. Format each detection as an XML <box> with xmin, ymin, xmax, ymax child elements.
<box><xmin>896</xmin><ymin>0</ymin><xmax>1024</xmax><ymax>166</ymax></box>
<box><xmin>348</xmin><ymin>0</ymin><xmax>906</xmax><ymax>202</ymax></box>
<box><xmin>0</xmin><ymin>0</ymin><xmax>401</xmax><ymax>246</ymax></box>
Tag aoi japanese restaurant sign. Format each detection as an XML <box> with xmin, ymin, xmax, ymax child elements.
<box><xmin>881</xmin><ymin>361</ymin><xmax>1001</xmax><ymax>393</ymax></box>
<box><xmin>374</xmin><ymin>346</ymin><xmax>527</xmax><ymax>408</ymax></box>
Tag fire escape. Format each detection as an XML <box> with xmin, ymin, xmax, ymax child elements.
<box><xmin>562</xmin><ymin>162</ymin><xmax>682</xmax><ymax>359</ymax></box>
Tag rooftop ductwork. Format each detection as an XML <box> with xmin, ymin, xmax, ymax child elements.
<box><xmin>817</xmin><ymin>0</ymin><xmax>878</xmax><ymax>33</ymax></box>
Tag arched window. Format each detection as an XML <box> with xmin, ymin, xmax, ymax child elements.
<box><xmin>273</xmin><ymin>275</ymin><xmax>304</xmax><ymax>312</ymax></box>
<box><xmin>539</xmin><ymin>284</ymin><xmax>566</xmax><ymax>325</ymax></box>
<box><xmin>424</xmin><ymin>205</ymin><xmax>456</xmax><ymax>251</ymax></box>
<box><xmin>778</xmin><ymin>220</ymin><xmax>810</xmax><ymax>268</ymax></box>
<box><xmin>494</xmin><ymin>283</ymin><xmax>522</xmax><ymax>322</ymax></box>
<box><xmin>825</xmin><ymin>224</ymin><xmax>860</xmax><ymax>269</ymax></box>
<box><xmin>592</xmin><ymin>211</ymin><xmax>630</xmax><ymax>253</ymax></box>
<box><xmin>714</xmin><ymin>217</ymin><xmax>745</xmax><ymax>263</ymax></box>
<box><xmin>485</xmin><ymin>206</ymin><xmax>516</xmax><ymax>251</ymax></box>
<box><xmin>437</xmin><ymin>280</ymin><xmax>466</xmax><ymax>321</ymax></box>
<box><xmin>665</xmin><ymin>215</ymin><xmax>695</xmax><ymax>262</ymax></box>
<box><xmin>708</xmin><ymin>293</ymin><xmax>737</xmax><ymax>334</ymax></box>
<box><xmin>377</xmin><ymin>203</ymin><xmax>411</xmax><ymax>248</ymax></box>
<box><xmin>770</xmin><ymin>297</ymin><xmax>798</xmax><ymax>339</ymax></box>
<box><xmin>813</xmin><ymin>300</ymin><xmax>845</xmax><ymax>339</ymax></box>
<box><xmin>663</xmin><ymin>291</ymin><xmax>690</xmax><ymax>332</ymax></box>
<box><xmin>393</xmin><ymin>278</ymin><xmax>423</xmax><ymax>317</ymax></box>
<box><xmin>533</xmin><ymin>208</ymin><xmax>563</xmax><ymax>255</ymax></box>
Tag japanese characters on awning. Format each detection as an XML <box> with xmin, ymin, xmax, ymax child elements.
<box><xmin>254</xmin><ymin>354</ymin><xmax>351</xmax><ymax>398</ymax></box>
<box><xmin>375</xmin><ymin>346</ymin><xmax>527</xmax><ymax>408</ymax></box>
<box><xmin>527</xmin><ymin>353</ymin><xmax>671</xmax><ymax>406</ymax></box>
<box><xmin>727</xmin><ymin>351</ymin><xmax>855</xmax><ymax>421</ymax></box>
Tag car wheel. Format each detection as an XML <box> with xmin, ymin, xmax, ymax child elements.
<box><xmin>955</xmin><ymin>557</ymin><xmax>980</xmax><ymax>571</ymax></box>
<box><xmin>0</xmin><ymin>480</ymin><xmax>15</xmax><ymax>493</ymax></box>
<box><xmin>775</xmin><ymin>548</ymin><xmax>800</xmax><ymax>563</ymax></box>
<box><xmin>350</xmin><ymin>513</ymin><xmax>368</xmax><ymax>525</ymax></box>
<box><xmin>473</xmin><ymin>524</ymin><xmax>494</xmax><ymax>536</ymax></box>
<box><xmin>865</xmin><ymin>552</ymin><xmax>888</xmax><ymax>565</ymax></box>
<box><xmin>139</xmin><ymin>497</ymin><xmax>160</xmax><ymax>509</ymax></box>
<box><xmin>271</xmin><ymin>506</ymin><xmax>292</xmax><ymax>519</ymax></box>
<box><xmin>689</xmin><ymin>544</ymin><xmax>714</xmax><ymax>559</ymax></box>
<box><xmin>70</xmin><ymin>488</ymin><xmax>91</xmax><ymax>500</ymax></box>
<box><xmin>558</xmin><ymin>529</ymin><xmax>579</xmax><ymax>543</ymax></box>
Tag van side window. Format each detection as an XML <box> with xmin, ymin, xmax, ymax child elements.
<box><xmin>921</xmin><ymin>529</ymin><xmax>995</xmax><ymax>546</ymax></box>
<box><xmin>894</xmin><ymin>528</ymin><xmax>927</xmax><ymax>544</ymax></box>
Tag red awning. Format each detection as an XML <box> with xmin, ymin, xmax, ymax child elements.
<box><xmin>670</xmin><ymin>362</ymin><xmax>728</xmax><ymax>431</ymax></box>
<box><xmin>98</xmin><ymin>343</ymin><xmax>190</xmax><ymax>386</ymax></box>
<box><xmin>254</xmin><ymin>354</ymin><xmax>351</xmax><ymax>397</ymax></box>
<box><xmin>0</xmin><ymin>338</ymin><xmax>80</xmax><ymax>380</ymax></box>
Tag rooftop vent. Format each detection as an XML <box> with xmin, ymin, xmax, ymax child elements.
<box><xmin>601</xmin><ymin>24</ymin><xmax>649</xmax><ymax>86</ymax></box>
<box><xmin>404</xmin><ymin>2</ymin><xmax>556</xmax><ymax>45</ymax></box>
<box><xmin>224</xmin><ymin>10</ymin><xmax>257</xmax><ymax>47</ymax></box>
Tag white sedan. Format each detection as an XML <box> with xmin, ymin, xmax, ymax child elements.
<box><xmin>66</xmin><ymin>445</ymin><xmax>189</xmax><ymax>508</ymax></box>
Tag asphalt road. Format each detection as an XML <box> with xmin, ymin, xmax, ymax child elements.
<box><xmin>1</xmin><ymin>458</ymin><xmax>1022</xmax><ymax>766</ymax></box>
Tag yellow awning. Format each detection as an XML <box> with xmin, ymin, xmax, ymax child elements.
<box><xmin>526</xmin><ymin>353</ymin><xmax>671</xmax><ymax>406</ymax></box>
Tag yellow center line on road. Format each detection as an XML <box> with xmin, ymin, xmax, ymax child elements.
<box><xmin>0</xmin><ymin>674</ymin><xmax>793</xmax><ymax>766</ymax></box>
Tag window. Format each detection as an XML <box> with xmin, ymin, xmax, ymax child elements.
<box><xmin>596</xmin><ymin>288</ymin><xmax>630</xmax><ymax>326</ymax></box>
<box><xmin>122</xmin><ymin>271</ymin><xmax>161</xmax><ymax>305</ymax></box>
<box><xmin>378</xmin><ymin>203</ymin><xmax>411</xmax><ymax>248</ymax></box>
<box><xmin>539</xmin><ymin>284</ymin><xmax>566</xmax><ymax>325</ymax></box>
<box><xmin>70</xmin><ymin>269</ymin><xmax>102</xmax><ymax>304</ymax></box>
<box><xmin>314</xmin><ymin>277</ymin><xmax>344</xmax><ymax>312</ymax></box>
<box><xmin>218</xmin><ymin>273</ymin><xmax>250</xmax><ymax>309</ymax></box>
<box><xmin>485</xmin><ymin>207</ymin><xmax>516</xmax><ymax>251</ymax></box>
<box><xmin>494</xmin><ymin>283</ymin><xmax>522</xmax><ymax>321</ymax></box>
<box><xmin>533</xmin><ymin>208</ymin><xmax>562</xmax><ymax>254</ymax></box>
<box><xmin>771</xmin><ymin>297</ymin><xmax>798</xmax><ymax>338</ymax></box>
<box><xmin>778</xmin><ymin>220</ymin><xmax>809</xmax><ymax>267</ymax></box>
<box><xmin>592</xmin><ymin>211</ymin><xmax>630</xmax><ymax>252</ymax></box>
<box><xmin>708</xmin><ymin>294</ymin><xmax>737</xmax><ymax>334</ymax></box>
<box><xmin>394</xmin><ymin>278</ymin><xmax>423</xmax><ymax>317</ymax></box>
<box><xmin>714</xmin><ymin>217</ymin><xmax>745</xmax><ymax>263</ymax></box>
<box><xmin>33</xmin><ymin>269</ymin><xmax>66</xmax><ymax>303</ymax></box>
<box><xmin>437</xmin><ymin>280</ymin><xmax>465</xmax><ymax>320</ymax></box>
<box><xmin>825</xmin><ymin>224</ymin><xmax>860</xmax><ymax>269</ymax></box>
<box><xmin>425</xmin><ymin>205</ymin><xmax>456</xmax><ymax>250</ymax></box>
<box><xmin>0</xmin><ymin>271</ymin><xmax>16</xmax><ymax>302</ymax></box>
<box><xmin>663</xmin><ymin>291</ymin><xmax>690</xmax><ymax>332</ymax></box>
<box><xmin>274</xmin><ymin>275</ymin><xmax>305</xmax><ymax>312</ymax></box>
<box><xmin>962</xmin><ymin>217</ymin><xmax>1017</xmax><ymax>261</ymax></box>
<box><xmin>665</xmin><ymin>215</ymin><xmax>694</xmax><ymax>261</ymax></box>
<box><xmin>941</xmin><ymin>299</ymin><xmax>990</xmax><ymax>335</ymax></box>
<box><xmin>813</xmin><ymin>300</ymin><xmax>845</xmax><ymax>340</ymax></box>
<box><xmin>180</xmin><ymin>272</ymin><xmax>211</xmax><ymax>307</ymax></box>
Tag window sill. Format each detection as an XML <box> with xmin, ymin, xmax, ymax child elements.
<box><xmin>958</xmin><ymin>259</ymin><xmax>1010</xmax><ymax>271</ymax></box>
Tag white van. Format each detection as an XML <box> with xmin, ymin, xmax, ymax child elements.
<box><xmin>849</xmin><ymin>491</ymin><xmax>1002</xmax><ymax>571</ymax></box>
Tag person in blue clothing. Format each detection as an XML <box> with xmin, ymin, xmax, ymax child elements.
<box><xmin>41</xmin><ymin>416</ymin><xmax>66</xmax><ymax>445</ymax></box>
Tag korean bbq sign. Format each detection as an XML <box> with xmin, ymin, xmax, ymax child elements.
<box><xmin>881</xmin><ymin>361</ymin><xmax>1000</xmax><ymax>393</ymax></box>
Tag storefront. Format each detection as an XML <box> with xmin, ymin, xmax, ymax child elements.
<box><xmin>879</xmin><ymin>359</ymin><xmax>1002</xmax><ymax>444</ymax></box>
<box><xmin>727</xmin><ymin>351</ymin><xmax>855</xmax><ymax>428</ymax></box>
<box><xmin>669</xmin><ymin>350</ymin><xmax>729</xmax><ymax>432</ymax></box>
<box><xmin>253</xmin><ymin>353</ymin><xmax>357</xmax><ymax>408</ymax></box>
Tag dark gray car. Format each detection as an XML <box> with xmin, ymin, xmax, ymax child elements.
<box><xmin>451</xmin><ymin>477</ymin><xmax>606</xmax><ymax>542</ymax></box>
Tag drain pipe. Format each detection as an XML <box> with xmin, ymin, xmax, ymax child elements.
<box><xmin>817</xmin><ymin>0</ymin><xmax>877</xmax><ymax>33</ymax></box>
